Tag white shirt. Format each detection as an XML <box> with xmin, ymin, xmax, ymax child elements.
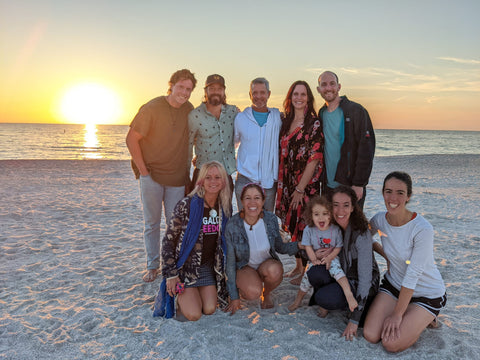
<box><xmin>244</xmin><ymin>219</ymin><xmax>271</xmax><ymax>270</ymax></box>
<box><xmin>234</xmin><ymin>107</ymin><xmax>281</xmax><ymax>189</ymax></box>
<box><xmin>370</xmin><ymin>212</ymin><xmax>445</xmax><ymax>298</ymax></box>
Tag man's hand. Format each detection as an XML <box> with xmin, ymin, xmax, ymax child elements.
<box><xmin>351</xmin><ymin>185</ymin><xmax>364</xmax><ymax>201</ymax></box>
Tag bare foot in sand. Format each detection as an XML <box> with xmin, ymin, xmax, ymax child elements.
<box><xmin>261</xmin><ymin>293</ymin><xmax>274</xmax><ymax>309</ymax></box>
<box><xmin>284</xmin><ymin>268</ymin><xmax>302</xmax><ymax>278</ymax></box>
<box><xmin>288</xmin><ymin>301</ymin><xmax>301</xmax><ymax>312</ymax></box>
<box><xmin>428</xmin><ymin>317</ymin><xmax>442</xmax><ymax>329</ymax></box>
<box><xmin>143</xmin><ymin>269</ymin><xmax>157</xmax><ymax>282</ymax></box>
<box><xmin>289</xmin><ymin>275</ymin><xmax>303</xmax><ymax>285</ymax></box>
<box><xmin>288</xmin><ymin>289</ymin><xmax>306</xmax><ymax>312</ymax></box>
<box><xmin>317</xmin><ymin>306</ymin><xmax>329</xmax><ymax>318</ymax></box>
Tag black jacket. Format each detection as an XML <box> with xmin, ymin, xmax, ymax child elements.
<box><xmin>319</xmin><ymin>96</ymin><xmax>375</xmax><ymax>188</ymax></box>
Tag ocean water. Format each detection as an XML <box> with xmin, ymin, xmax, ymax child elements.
<box><xmin>0</xmin><ymin>123</ymin><xmax>130</xmax><ymax>160</ymax></box>
<box><xmin>0</xmin><ymin>123</ymin><xmax>479</xmax><ymax>160</ymax></box>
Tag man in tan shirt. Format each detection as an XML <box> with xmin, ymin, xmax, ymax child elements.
<box><xmin>126</xmin><ymin>69</ymin><xmax>197</xmax><ymax>282</ymax></box>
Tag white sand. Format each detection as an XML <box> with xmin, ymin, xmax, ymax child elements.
<box><xmin>1</xmin><ymin>155</ymin><xmax>479</xmax><ymax>359</ymax></box>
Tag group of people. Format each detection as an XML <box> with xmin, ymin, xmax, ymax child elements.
<box><xmin>126</xmin><ymin>69</ymin><xmax>446</xmax><ymax>353</ymax></box>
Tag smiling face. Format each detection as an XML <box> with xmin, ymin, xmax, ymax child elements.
<box><xmin>312</xmin><ymin>204</ymin><xmax>331</xmax><ymax>231</ymax></box>
<box><xmin>249</xmin><ymin>83</ymin><xmax>270</xmax><ymax>111</ymax></box>
<box><xmin>383</xmin><ymin>178</ymin><xmax>411</xmax><ymax>214</ymax></box>
<box><xmin>291</xmin><ymin>84</ymin><xmax>309</xmax><ymax>112</ymax></box>
<box><xmin>241</xmin><ymin>187</ymin><xmax>265</xmax><ymax>219</ymax></box>
<box><xmin>169</xmin><ymin>78</ymin><xmax>194</xmax><ymax>108</ymax></box>
<box><xmin>203</xmin><ymin>166</ymin><xmax>224</xmax><ymax>197</ymax></box>
<box><xmin>205</xmin><ymin>83</ymin><xmax>226</xmax><ymax>106</ymax></box>
<box><xmin>332</xmin><ymin>192</ymin><xmax>354</xmax><ymax>230</ymax></box>
<box><xmin>317</xmin><ymin>72</ymin><xmax>341</xmax><ymax>104</ymax></box>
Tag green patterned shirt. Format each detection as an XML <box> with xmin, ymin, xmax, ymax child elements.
<box><xmin>188</xmin><ymin>103</ymin><xmax>238</xmax><ymax>175</ymax></box>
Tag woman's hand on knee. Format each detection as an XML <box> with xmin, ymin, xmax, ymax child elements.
<box><xmin>224</xmin><ymin>299</ymin><xmax>241</xmax><ymax>315</ymax></box>
<box><xmin>381</xmin><ymin>314</ymin><xmax>402</xmax><ymax>342</ymax></box>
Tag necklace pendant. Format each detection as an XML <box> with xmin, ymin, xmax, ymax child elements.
<box><xmin>209</xmin><ymin>208</ymin><xmax>217</xmax><ymax>218</ymax></box>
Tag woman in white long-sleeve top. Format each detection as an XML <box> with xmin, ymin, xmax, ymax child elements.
<box><xmin>364</xmin><ymin>171</ymin><xmax>447</xmax><ymax>353</ymax></box>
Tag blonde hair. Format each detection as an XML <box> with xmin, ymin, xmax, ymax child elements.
<box><xmin>189</xmin><ymin>161</ymin><xmax>231</xmax><ymax>217</ymax></box>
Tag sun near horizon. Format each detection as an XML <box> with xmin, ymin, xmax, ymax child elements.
<box><xmin>1</xmin><ymin>78</ymin><xmax>479</xmax><ymax>131</ymax></box>
<box><xmin>53</xmin><ymin>82</ymin><xmax>124</xmax><ymax>125</ymax></box>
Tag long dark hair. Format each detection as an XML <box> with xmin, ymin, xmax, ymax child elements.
<box><xmin>280</xmin><ymin>80</ymin><xmax>317</xmax><ymax>137</ymax></box>
<box><xmin>330</xmin><ymin>185</ymin><xmax>369</xmax><ymax>233</ymax></box>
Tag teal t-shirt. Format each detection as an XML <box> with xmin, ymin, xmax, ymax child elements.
<box><xmin>252</xmin><ymin>109</ymin><xmax>269</xmax><ymax>127</ymax></box>
<box><xmin>322</xmin><ymin>107</ymin><xmax>344</xmax><ymax>188</ymax></box>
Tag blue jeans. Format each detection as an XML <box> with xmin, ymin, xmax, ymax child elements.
<box><xmin>139</xmin><ymin>174</ymin><xmax>184</xmax><ymax>270</ymax></box>
<box><xmin>234</xmin><ymin>173</ymin><xmax>277</xmax><ymax>212</ymax></box>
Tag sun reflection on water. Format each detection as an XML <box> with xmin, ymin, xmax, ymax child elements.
<box><xmin>83</xmin><ymin>123</ymin><xmax>101</xmax><ymax>159</ymax></box>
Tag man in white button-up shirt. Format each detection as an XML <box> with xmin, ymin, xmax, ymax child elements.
<box><xmin>234</xmin><ymin>78</ymin><xmax>282</xmax><ymax>211</ymax></box>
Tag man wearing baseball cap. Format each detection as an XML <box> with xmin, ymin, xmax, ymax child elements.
<box><xmin>188</xmin><ymin>74</ymin><xmax>238</xmax><ymax>193</ymax></box>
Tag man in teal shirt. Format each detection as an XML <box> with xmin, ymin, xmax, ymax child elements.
<box><xmin>317</xmin><ymin>71</ymin><xmax>375</xmax><ymax>208</ymax></box>
<box><xmin>188</xmin><ymin>74</ymin><xmax>238</xmax><ymax>193</ymax></box>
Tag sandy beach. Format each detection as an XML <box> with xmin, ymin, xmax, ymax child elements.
<box><xmin>1</xmin><ymin>155</ymin><xmax>479</xmax><ymax>359</ymax></box>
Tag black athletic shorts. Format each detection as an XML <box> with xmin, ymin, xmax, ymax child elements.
<box><xmin>379</xmin><ymin>277</ymin><xmax>447</xmax><ymax>317</ymax></box>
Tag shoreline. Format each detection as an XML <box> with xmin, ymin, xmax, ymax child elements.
<box><xmin>1</xmin><ymin>153</ymin><xmax>480</xmax><ymax>160</ymax></box>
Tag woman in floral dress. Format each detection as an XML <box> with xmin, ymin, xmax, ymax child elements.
<box><xmin>275</xmin><ymin>80</ymin><xmax>324</xmax><ymax>285</ymax></box>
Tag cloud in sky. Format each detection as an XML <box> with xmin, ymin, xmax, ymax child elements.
<box><xmin>307</xmin><ymin>62</ymin><xmax>480</xmax><ymax>94</ymax></box>
<box><xmin>437</xmin><ymin>57</ymin><xmax>480</xmax><ymax>65</ymax></box>
<box><xmin>426</xmin><ymin>96</ymin><xmax>440</xmax><ymax>104</ymax></box>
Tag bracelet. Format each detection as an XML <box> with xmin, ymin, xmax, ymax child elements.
<box><xmin>295</xmin><ymin>187</ymin><xmax>305</xmax><ymax>194</ymax></box>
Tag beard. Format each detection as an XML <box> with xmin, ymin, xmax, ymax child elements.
<box><xmin>207</xmin><ymin>94</ymin><xmax>225</xmax><ymax>106</ymax></box>
<box><xmin>321</xmin><ymin>90</ymin><xmax>338</xmax><ymax>102</ymax></box>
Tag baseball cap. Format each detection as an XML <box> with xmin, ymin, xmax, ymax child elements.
<box><xmin>204</xmin><ymin>74</ymin><xmax>225</xmax><ymax>88</ymax></box>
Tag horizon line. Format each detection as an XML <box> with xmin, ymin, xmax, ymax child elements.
<box><xmin>1</xmin><ymin>121</ymin><xmax>479</xmax><ymax>132</ymax></box>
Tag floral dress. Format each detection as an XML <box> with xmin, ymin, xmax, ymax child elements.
<box><xmin>275</xmin><ymin>119</ymin><xmax>323</xmax><ymax>242</ymax></box>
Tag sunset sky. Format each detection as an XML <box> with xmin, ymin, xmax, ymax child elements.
<box><xmin>1</xmin><ymin>0</ymin><xmax>479</xmax><ymax>130</ymax></box>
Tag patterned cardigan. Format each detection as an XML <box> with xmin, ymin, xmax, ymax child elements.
<box><xmin>161</xmin><ymin>196</ymin><xmax>229</xmax><ymax>308</ymax></box>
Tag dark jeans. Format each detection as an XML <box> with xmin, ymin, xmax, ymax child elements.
<box><xmin>307</xmin><ymin>264</ymin><xmax>374</xmax><ymax>327</ymax></box>
<box><xmin>307</xmin><ymin>264</ymin><xmax>348</xmax><ymax>311</ymax></box>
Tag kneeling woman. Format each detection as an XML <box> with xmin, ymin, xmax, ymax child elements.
<box><xmin>225</xmin><ymin>183</ymin><xmax>300</xmax><ymax>313</ymax></box>
<box><xmin>307</xmin><ymin>185</ymin><xmax>380</xmax><ymax>340</ymax></box>
<box><xmin>156</xmin><ymin>161</ymin><xmax>231</xmax><ymax>321</ymax></box>
<box><xmin>364</xmin><ymin>171</ymin><xmax>447</xmax><ymax>353</ymax></box>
